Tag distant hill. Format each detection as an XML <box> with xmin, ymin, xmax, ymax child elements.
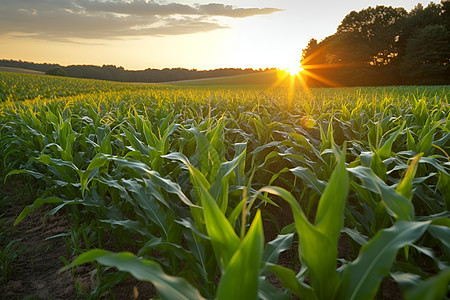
<box><xmin>0</xmin><ymin>66</ymin><xmax>44</xmax><ymax>75</ymax></box>
<box><xmin>167</xmin><ymin>70</ymin><xmax>303</xmax><ymax>88</ymax></box>
<box><xmin>0</xmin><ymin>59</ymin><xmax>276</xmax><ymax>84</ymax></box>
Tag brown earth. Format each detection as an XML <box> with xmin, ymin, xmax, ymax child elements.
<box><xmin>0</xmin><ymin>178</ymin><xmax>157</xmax><ymax>300</ymax></box>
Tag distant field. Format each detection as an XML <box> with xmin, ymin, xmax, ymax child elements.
<box><xmin>0</xmin><ymin>66</ymin><xmax>44</xmax><ymax>75</ymax></box>
<box><xmin>0</xmin><ymin>71</ymin><xmax>449</xmax><ymax>299</ymax></box>
<box><xmin>0</xmin><ymin>71</ymin><xmax>149</xmax><ymax>101</ymax></box>
<box><xmin>0</xmin><ymin>66</ymin><xmax>299</xmax><ymax>88</ymax></box>
<box><xmin>167</xmin><ymin>70</ymin><xmax>298</xmax><ymax>87</ymax></box>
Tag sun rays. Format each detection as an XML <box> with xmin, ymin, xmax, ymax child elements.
<box><xmin>269</xmin><ymin>52</ymin><xmax>345</xmax><ymax>108</ymax></box>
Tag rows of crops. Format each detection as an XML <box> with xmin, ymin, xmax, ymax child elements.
<box><xmin>0</xmin><ymin>72</ymin><xmax>153</xmax><ymax>102</ymax></box>
<box><xmin>1</xmin><ymin>72</ymin><xmax>449</xmax><ymax>299</ymax></box>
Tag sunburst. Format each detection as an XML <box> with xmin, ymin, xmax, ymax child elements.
<box><xmin>269</xmin><ymin>50</ymin><xmax>345</xmax><ymax>108</ymax></box>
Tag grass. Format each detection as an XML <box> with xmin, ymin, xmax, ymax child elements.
<box><xmin>0</xmin><ymin>71</ymin><xmax>449</xmax><ymax>299</ymax></box>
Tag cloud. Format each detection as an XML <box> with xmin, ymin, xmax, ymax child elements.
<box><xmin>198</xmin><ymin>3</ymin><xmax>282</xmax><ymax>18</ymax></box>
<box><xmin>0</xmin><ymin>0</ymin><xmax>283</xmax><ymax>41</ymax></box>
<box><xmin>79</xmin><ymin>1</ymin><xmax>282</xmax><ymax>18</ymax></box>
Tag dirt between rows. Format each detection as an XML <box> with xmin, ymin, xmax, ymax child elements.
<box><xmin>0</xmin><ymin>203</ymin><xmax>157</xmax><ymax>300</ymax></box>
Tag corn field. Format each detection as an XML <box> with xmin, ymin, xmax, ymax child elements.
<box><xmin>1</xmin><ymin>72</ymin><xmax>449</xmax><ymax>299</ymax></box>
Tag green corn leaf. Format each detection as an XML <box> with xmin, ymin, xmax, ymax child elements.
<box><xmin>109</xmin><ymin>155</ymin><xmax>198</xmax><ymax>208</ymax></box>
<box><xmin>404</xmin><ymin>268</ymin><xmax>450</xmax><ymax>300</ymax></box>
<box><xmin>434</xmin><ymin>132</ymin><xmax>450</xmax><ymax>147</ymax></box>
<box><xmin>158</xmin><ymin>110</ymin><xmax>174</xmax><ymax>136</ymax></box>
<box><xmin>100</xmin><ymin>219</ymin><xmax>152</xmax><ymax>237</ymax></box>
<box><xmin>337</xmin><ymin>221</ymin><xmax>430</xmax><ymax>300</ymax></box>
<box><xmin>227</xmin><ymin>188</ymin><xmax>277</xmax><ymax>229</ymax></box>
<box><xmin>122</xmin><ymin>179</ymin><xmax>168</xmax><ymax>237</ymax></box>
<box><xmin>390</xmin><ymin>272</ymin><xmax>422</xmax><ymax>291</ymax></box>
<box><xmin>427</xmin><ymin>225</ymin><xmax>450</xmax><ymax>257</ymax></box>
<box><xmin>15</xmin><ymin>196</ymin><xmax>63</xmax><ymax>225</ymax></box>
<box><xmin>417</xmin><ymin>123</ymin><xmax>438</xmax><ymax>154</ymax></box>
<box><xmin>257</xmin><ymin>186</ymin><xmax>339</xmax><ymax>300</ymax></box>
<box><xmin>190</xmin><ymin>127</ymin><xmax>221</xmax><ymax>182</ymax></box>
<box><xmin>290</xmin><ymin>166</ymin><xmax>326</xmax><ymax>195</ymax></box>
<box><xmin>207</xmin><ymin>119</ymin><xmax>227</xmax><ymax>157</ymax></box>
<box><xmin>217</xmin><ymin>210</ymin><xmax>264</xmax><ymax>300</ymax></box>
<box><xmin>396</xmin><ymin>153</ymin><xmax>422</xmax><ymax>200</ymax></box>
<box><xmin>62</xmin><ymin>133</ymin><xmax>75</xmax><ymax>161</ymax></box>
<box><xmin>378</xmin><ymin>122</ymin><xmax>404</xmax><ymax>159</ymax></box>
<box><xmin>5</xmin><ymin>169</ymin><xmax>46</xmax><ymax>182</ymax></box>
<box><xmin>437</xmin><ymin>171</ymin><xmax>450</xmax><ymax>209</ymax></box>
<box><xmin>143</xmin><ymin>120</ymin><xmax>159</xmax><ymax>147</ymax></box>
<box><xmin>348</xmin><ymin>166</ymin><xmax>414</xmax><ymax>221</ymax></box>
<box><xmin>233</xmin><ymin>142</ymin><xmax>247</xmax><ymax>186</ymax></box>
<box><xmin>418</xmin><ymin>116</ymin><xmax>431</xmax><ymax>140</ymax></box>
<box><xmin>159</xmin><ymin>121</ymin><xmax>179</xmax><ymax>155</ymax></box>
<box><xmin>261</xmin><ymin>233</ymin><xmax>294</xmax><ymax>274</ymax></box>
<box><xmin>37</xmin><ymin>154</ymin><xmax>81</xmax><ymax>180</ymax></box>
<box><xmin>209</xmin><ymin>142</ymin><xmax>246</xmax><ymax>213</ymax></box>
<box><xmin>62</xmin><ymin>249</ymin><xmax>204</xmax><ymax>300</ymax></box>
<box><xmin>123</xmin><ymin>127</ymin><xmax>149</xmax><ymax>155</ymax></box>
<box><xmin>315</xmin><ymin>146</ymin><xmax>348</xmax><ymax>244</ymax></box>
<box><xmin>406</xmin><ymin>129</ymin><xmax>417</xmax><ymax>152</ymax></box>
<box><xmin>257</xmin><ymin>277</ymin><xmax>292</xmax><ymax>300</ymax></box>
<box><xmin>419</xmin><ymin>156</ymin><xmax>449</xmax><ymax>175</ymax></box>
<box><xmin>99</xmin><ymin>132</ymin><xmax>112</xmax><ymax>155</ymax></box>
<box><xmin>370</xmin><ymin>151</ymin><xmax>387</xmax><ymax>181</ymax></box>
<box><xmin>269</xmin><ymin>264</ymin><xmax>318</xmax><ymax>300</ymax></box>
<box><xmin>368</xmin><ymin>121</ymin><xmax>381</xmax><ymax>150</ymax></box>
<box><xmin>81</xmin><ymin>153</ymin><xmax>110</xmax><ymax>196</ymax></box>
<box><xmin>163</xmin><ymin>152</ymin><xmax>210</xmax><ymax>190</ymax></box>
<box><xmin>195</xmin><ymin>168</ymin><xmax>240</xmax><ymax>268</ymax></box>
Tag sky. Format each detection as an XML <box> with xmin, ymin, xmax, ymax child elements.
<box><xmin>0</xmin><ymin>0</ymin><xmax>436</xmax><ymax>70</ymax></box>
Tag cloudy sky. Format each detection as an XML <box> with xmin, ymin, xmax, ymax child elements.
<box><xmin>0</xmin><ymin>0</ymin><xmax>434</xmax><ymax>70</ymax></box>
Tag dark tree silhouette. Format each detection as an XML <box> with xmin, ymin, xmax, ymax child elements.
<box><xmin>401</xmin><ymin>24</ymin><xmax>450</xmax><ymax>84</ymax></box>
<box><xmin>301</xmin><ymin>1</ymin><xmax>450</xmax><ymax>86</ymax></box>
<box><xmin>45</xmin><ymin>68</ymin><xmax>68</xmax><ymax>77</ymax></box>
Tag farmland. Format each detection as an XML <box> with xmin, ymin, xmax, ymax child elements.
<box><xmin>0</xmin><ymin>71</ymin><xmax>449</xmax><ymax>299</ymax></box>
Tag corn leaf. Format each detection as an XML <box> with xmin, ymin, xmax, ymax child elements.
<box><xmin>348</xmin><ymin>166</ymin><xmax>414</xmax><ymax>220</ymax></box>
<box><xmin>378</xmin><ymin>122</ymin><xmax>404</xmax><ymax>159</ymax></box>
<box><xmin>217</xmin><ymin>210</ymin><xmax>264</xmax><ymax>300</ymax></box>
<box><xmin>257</xmin><ymin>186</ymin><xmax>339</xmax><ymax>300</ymax></box>
<box><xmin>63</xmin><ymin>249</ymin><xmax>204</xmax><ymax>300</ymax></box>
<box><xmin>337</xmin><ymin>221</ymin><xmax>429</xmax><ymax>300</ymax></box>
<box><xmin>269</xmin><ymin>264</ymin><xmax>318</xmax><ymax>300</ymax></box>
<box><xmin>404</xmin><ymin>268</ymin><xmax>450</xmax><ymax>300</ymax></box>
<box><xmin>194</xmin><ymin>169</ymin><xmax>240</xmax><ymax>269</ymax></box>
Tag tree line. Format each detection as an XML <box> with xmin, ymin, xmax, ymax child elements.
<box><xmin>301</xmin><ymin>1</ymin><xmax>450</xmax><ymax>86</ymax></box>
<box><xmin>0</xmin><ymin>59</ymin><xmax>270</xmax><ymax>83</ymax></box>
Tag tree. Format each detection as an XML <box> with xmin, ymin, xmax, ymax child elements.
<box><xmin>45</xmin><ymin>68</ymin><xmax>68</xmax><ymax>77</ymax></box>
<box><xmin>300</xmin><ymin>2</ymin><xmax>450</xmax><ymax>86</ymax></box>
<box><xmin>442</xmin><ymin>0</ymin><xmax>450</xmax><ymax>30</ymax></box>
<box><xmin>335</xmin><ymin>6</ymin><xmax>407</xmax><ymax>66</ymax></box>
<box><xmin>401</xmin><ymin>24</ymin><xmax>450</xmax><ymax>84</ymax></box>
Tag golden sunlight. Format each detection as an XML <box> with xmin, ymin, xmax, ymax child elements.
<box><xmin>286</xmin><ymin>63</ymin><xmax>304</xmax><ymax>76</ymax></box>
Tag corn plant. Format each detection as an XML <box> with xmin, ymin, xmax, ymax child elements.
<box><xmin>1</xmin><ymin>72</ymin><xmax>449</xmax><ymax>299</ymax></box>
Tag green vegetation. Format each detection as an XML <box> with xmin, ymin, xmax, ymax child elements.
<box><xmin>0</xmin><ymin>71</ymin><xmax>149</xmax><ymax>102</ymax></box>
<box><xmin>1</xmin><ymin>72</ymin><xmax>449</xmax><ymax>299</ymax></box>
<box><xmin>45</xmin><ymin>68</ymin><xmax>68</xmax><ymax>77</ymax></box>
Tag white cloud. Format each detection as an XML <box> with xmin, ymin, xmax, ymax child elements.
<box><xmin>0</xmin><ymin>0</ymin><xmax>282</xmax><ymax>40</ymax></box>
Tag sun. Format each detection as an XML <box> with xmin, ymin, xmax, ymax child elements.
<box><xmin>286</xmin><ymin>63</ymin><xmax>304</xmax><ymax>76</ymax></box>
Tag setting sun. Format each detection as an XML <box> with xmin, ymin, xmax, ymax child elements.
<box><xmin>287</xmin><ymin>64</ymin><xmax>304</xmax><ymax>76</ymax></box>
